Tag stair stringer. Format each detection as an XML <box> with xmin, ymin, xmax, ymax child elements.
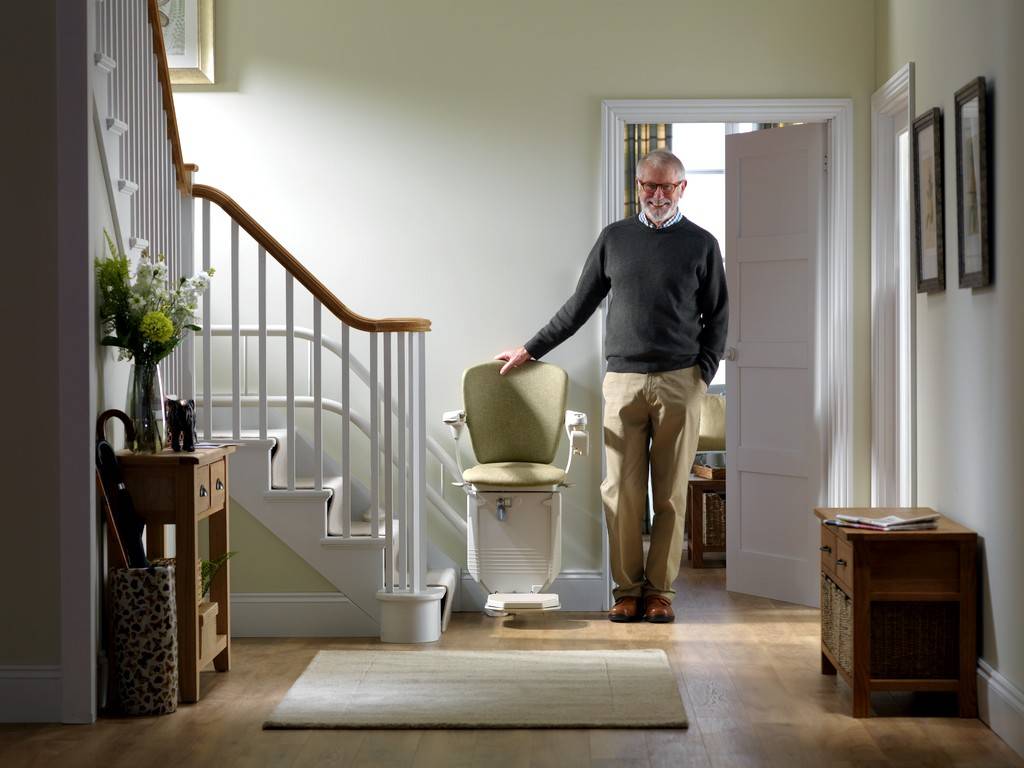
<box><xmin>227</xmin><ymin>439</ymin><xmax>386</xmax><ymax>634</ymax></box>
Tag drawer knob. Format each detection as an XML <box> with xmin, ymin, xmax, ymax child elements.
<box><xmin>216</xmin><ymin>478</ymin><xmax>224</xmax><ymax>491</ymax></box>
<box><xmin>199</xmin><ymin>484</ymin><xmax>208</xmax><ymax>498</ymax></box>
<box><xmin>819</xmin><ymin>545</ymin><xmax>832</xmax><ymax>553</ymax></box>
<box><xmin>836</xmin><ymin>558</ymin><xmax>847</xmax><ymax>567</ymax></box>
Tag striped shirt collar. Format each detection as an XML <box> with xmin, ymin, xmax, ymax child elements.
<box><xmin>638</xmin><ymin>208</ymin><xmax>683</xmax><ymax>229</ymax></box>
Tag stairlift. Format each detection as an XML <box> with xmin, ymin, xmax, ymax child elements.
<box><xmin>443</xmin><ymin>361</ymin><xmax>588</xmax><ymax>616</ymax></box>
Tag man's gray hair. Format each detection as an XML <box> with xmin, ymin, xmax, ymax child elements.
<box><xmin>637</xmin><ymin>149</ymin><xmax>686</xmax><ymax>181</ymax></box>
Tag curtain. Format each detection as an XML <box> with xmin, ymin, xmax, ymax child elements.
<box><xmin>624</xmin><ymin>123</ymin><xmax>673</xmax><ymax>219</ymax></box>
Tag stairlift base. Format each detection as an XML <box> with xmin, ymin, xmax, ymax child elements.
<box><xmin>485</xmin><ymin>592</ymin><xmax>561</xmax><ymax>614</ymax></box>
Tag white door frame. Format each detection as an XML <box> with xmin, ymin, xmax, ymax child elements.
<box><xmin>599</xmin><ymin>99</ymin><xmax>854</xmax><ymax>601</ymax></box>
<box><xmin>870</xmin><ymin>65</ymin><xmax>916</xmax><ymax>506</ymax></box>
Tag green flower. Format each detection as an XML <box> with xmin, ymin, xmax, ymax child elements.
<box><xmin>140</xmin><ymin>311</ymin><xmax>174</xmax><ymax>344</ymax></box>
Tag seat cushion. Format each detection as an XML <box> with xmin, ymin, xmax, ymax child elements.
<box><xmin>463</xmin><ymin>462</ymin><xmax>566</xmax><ymax>488</ymax></box>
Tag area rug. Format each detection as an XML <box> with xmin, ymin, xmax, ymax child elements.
<box><xmin>264</xmin><ymin>649</ymin><xmax>687</xmax><ymax>729</ymax></box>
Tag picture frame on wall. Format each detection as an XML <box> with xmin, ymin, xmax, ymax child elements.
<box><xmin>955</xmin><ymin>77</ymin><xmax>991</xmax><ymax>288</ymax></box>
<box><xmin>912</xmin><ymin>108</ymin><xmax>945</xmax><ymax>294</ymax></box>
<box><xmin>160</xmin><ymin>0</ymin><xmax>215</xmax><ymax>85</ymax></box>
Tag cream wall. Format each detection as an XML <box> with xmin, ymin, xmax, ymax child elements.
<box><xmin>0</xmin><ymin>1</ymin><xmax>61</xmax><ymax>665</ymax></box>
<box><xmin>174</xmin><ymin>0</ymin><xmax>876</xmax><ymax>582</ymax></box>
<box><xmin>877</xmin><ymin>0</ymin><xmax>1024</xmax><ymax>696</ymax></box>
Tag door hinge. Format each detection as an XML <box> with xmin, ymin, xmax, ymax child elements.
<box><xmin>823</xmin><ymin>154</ymin><xmax>830</xmax><ymax>173</ymax></box>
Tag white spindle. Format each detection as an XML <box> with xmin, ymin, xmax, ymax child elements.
<box><xmin>370</xmin><ymin>332</ymin><xmax>379</xmax><ymax>536</ymax></box>
<box><xmin>180</xmin><ymin>193</ymin><xmax>194</xmax><ymax>400</ymax></box>
<box><xmin>341</xmin><ymin>323</ymin><xmax>351</xmax><ymax>538</ymax></box>
<box><xmin>258</xmin><ymin>246</ymin><xmax>267</xmax><ymax>440</ymax></box>
<box><xmin>397</xmin><ymin>332</ymin><xmax>407</xmax><ymax>588</ymax></box>
<box><xmin>231</xmin><ymin>220</ymin><xmax>240</xmax><ymax>440</ymax></box>
<box><xmin>286</xmin><ymin>274</ymin><xmax>296</xmax><ymax>490</ymax></box>
<box><xmin>313</xmin><ymin>300</ymin><xmax>323</xmax><ymax>492</ymax></box>
<box><xmin>201</xmin><ymin>199</ymin><xmax>212</xmax><ymax>440</ymax></box>
<box><xmin>383</xmin><ymin>333</ymin><xmax>393</xmax><ymax>590</ymax></box>
<box><xmin>412</xmin><ymin>332</ymin><xmax>426</xmax><ymax>591</ymax></box>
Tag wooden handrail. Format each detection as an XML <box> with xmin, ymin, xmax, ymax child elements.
<box><xmin>145</xmin><ymin>0</ymin><xmax>429</xmax><ymax>333</ymax></box>
<box><xmin>192</xmin><ymin>184</ymin><xmax>431</xmax><ymax>333</ymax></box>
<box><xmin>147</xmin><ymin>0</ymin><xmax>193</xmax><ymax>194</ymax></box>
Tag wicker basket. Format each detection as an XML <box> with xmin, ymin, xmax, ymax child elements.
<box><xmin>821</xmin><ymin>575</ymin><xmax>853</xmax><ymax>675</ymax></box>
<box><xmin>870</xmin><ymin>601</ymin><xmax>959</xmax><ymax>678</ymax></box>
<box><xmin>701</xmin><ymin>491</ymin><xmax>726</xmax><ymax>551</ymax></box>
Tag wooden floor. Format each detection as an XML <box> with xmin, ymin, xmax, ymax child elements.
<box><xmin>2</xmin><ymin>562</ymin><xmax>1020</xmax><ymax>768</ymax></box>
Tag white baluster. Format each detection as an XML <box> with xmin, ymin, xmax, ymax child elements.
<box><xmin>231</xmin><ymin>220</ymin><xmax>240</xmax><ymax>440</ymax></box>
<box><xmin>412</xmin><ymin>331</ymin><xmax>426</xmax><ymax>592</ymax></box>
<box><xmin>370</xmin><ymin>332</ymin><xmax>379</xmax><ymax>536</ymax></box>
<box><xmin>313</xmin><ymin>300</ymin><xmax>323</xmax><ymax>493</ymax></box>
<box><xmin>341</xmin><ymin>323</ymin><xmax>351</xmax><ymax>538</ymax></box>
<box><xmin>286</xmin><ymin>274</ymin><xmax>296</xmax><ymax>490</ymax></box>
<box><xmin>180</xmin><ymin>192</ymin><xmax>194</xmax><ymax>400</ymax></box>
<box><xmin>383</xmin><ymin>333</ymin><xmax>393</xmax><ymax>591</ymax></box>
<box><xmin>201</xmin><ymin>199</ymin><xmax>212</xmax><ymax>440</ymax></box>
<box><xmin>397</xmin><ymin>332</ymin><xmax>407</xmax><ymax>589</ymax></box>
<box><xmin>258</xmin><ymin>246</ymin><xmax>267</xmax><ymax>440</ymax></box>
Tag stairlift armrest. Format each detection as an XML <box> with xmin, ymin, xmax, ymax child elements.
<box><xmin>564</xmin><ymin>410</ymin><xmax>589</xmax><ymax>477</ymax></box>
<box><xmin>442</xmin><ymin>410</ymin><xmax>468</xmax><ymax>481</ymax></box>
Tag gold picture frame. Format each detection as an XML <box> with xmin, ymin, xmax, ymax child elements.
<box><xmin>160</xmin><ymin>0</ymin><xmax>215</xmax><ymax>85</ymax></box>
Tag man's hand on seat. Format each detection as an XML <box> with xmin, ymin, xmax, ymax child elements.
<box><xmin>495</xmin><ymin>346</ymin><xmax>532</xmax><ymax>375</ymax></box>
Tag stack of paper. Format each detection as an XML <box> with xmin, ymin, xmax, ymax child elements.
<box><xmin>827</xmin><ymin>513</ymin><xmax>939</xmax><ymax>531</ymax></box>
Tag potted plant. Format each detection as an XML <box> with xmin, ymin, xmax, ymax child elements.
<box><xmin>95</xmin><ymin>232</ymin><xmax>214</xmax><ymax>452</ymax></box>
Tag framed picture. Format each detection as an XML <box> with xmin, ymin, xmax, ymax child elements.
<box><xmin>912</xmin><ymin>108</ymin><xmax>945</xmax><ymax>294</ymax></box>
<box><xmin>160</xmin><ymin>0</ymin><xmax>215</xmax><ymax>85</ymax></box>
<box><xmin>955</xmin><ymin>77</ymin><xmax>991</xmax><ymax>288</ymax></box>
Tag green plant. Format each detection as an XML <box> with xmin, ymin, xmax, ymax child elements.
<box><xmin>200</xmin><ymin>551</ymin><xmax>236</xmax><ymax>598</ymax></box>
<box><xmin>95</xmin><ymin>230</ymin><xmax>214</xmax><ymax>366</ymax></box>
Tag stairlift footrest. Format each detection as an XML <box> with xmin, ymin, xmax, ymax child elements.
<box><xmin>486</xmin><ymin>593</ymin><xmax>561</xmax><ymax>612</ymax></box>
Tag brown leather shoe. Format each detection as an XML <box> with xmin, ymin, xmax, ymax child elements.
<box><xmin>608</xmin><ymin>596</ymin><xmax>642</xmax><ymax>622</ymax></box>
<box><xmin>643</xmin><ymin>595</ymin><xmax>675</xmax><ymax>623</ymax></box>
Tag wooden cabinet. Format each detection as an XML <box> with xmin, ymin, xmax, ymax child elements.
<box><xmin>117</xmin><ymin>446</ymin><xmax>236</xmax><ymax>703</ymax></box>
<box><xmin>814</xmin><ymin>507</ymin><xmax>977</xmax><ymax>718</ymax></box>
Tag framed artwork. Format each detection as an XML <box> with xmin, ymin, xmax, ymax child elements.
<box><xmin>160</xmin><ymin>0</ymin><xmax>215</xmax><ymax>85</ymax></box>
<box><xmin>912</xmin><ymin>108</ymin><xmax>945</xmax><ymax>294</ymax></box>
<box><xmin>955</xmin><ymin>77</ymin><xmax>991</xmax><ymax>288</ymax></box>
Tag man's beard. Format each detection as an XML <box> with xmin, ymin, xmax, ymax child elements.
<box><xmin>643</xmin><ymin>200</ymin><xmax>676</xmax><ymax>223</ymax></box>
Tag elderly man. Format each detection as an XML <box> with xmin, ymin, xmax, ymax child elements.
<box><xmin>496</xmin><ymin>149</ymin><xmax>728</xmax><ymax>623</ymax></box>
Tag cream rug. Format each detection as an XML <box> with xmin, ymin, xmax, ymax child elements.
<box><xmin>265</xmin><ymin>649</ymin><xmax>687</xmax><ymax>729</ymax></box>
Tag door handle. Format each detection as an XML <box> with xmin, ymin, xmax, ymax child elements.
<box><xmin>199</xmin><ymin>484</ymin><xmax>208</xmax><ymax>498</ymax></box>
<box><xmin>724</xmin><ymin>346</ymin><xmax>737</xmax><ymax>362</ymax></box>
<box><xmin>216</xmin><ymin>478</ymin><xmax>224</xmax><ymax>491</ymax></box>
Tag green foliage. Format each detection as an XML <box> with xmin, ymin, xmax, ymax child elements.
<box><xmin>200</xmin><ymin>551</ymin><xmax>237</xmax><ymax>598</ymax></box>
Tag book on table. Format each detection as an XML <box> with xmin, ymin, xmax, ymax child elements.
<box><xmin>829</xmin><ymin>512</ymin><xmax>939</xmax><ymax>531</ymax></box>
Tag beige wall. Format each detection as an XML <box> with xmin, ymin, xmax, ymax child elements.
<box><xmin>877</xmin><ymin>0</ymin><xmax>1024</xmax><ymax>694</ymax></box>
<box><xmin>174</xmin><ymin>0</ymin><xmax>876</xmax><ymax>581</ymax></box>
<box><xmin>0</xmin><ymin>2</ymin><xmax>61</xmax><ymax>665</ymax></box>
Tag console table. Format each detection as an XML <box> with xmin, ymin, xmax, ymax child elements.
<box><xmin>117</xmin><ymin>445</ymin><xmax>235</xmax><ymax>702</ymax></box>
<box><xmin>686</xmin><ymin>474</ymin><xmax>726</xmax><ymax>568</ymax></box>
<box><xmin>814</xmin><ymin>507</ymin><xmax>977</xmax><ymax>717</ymax></box>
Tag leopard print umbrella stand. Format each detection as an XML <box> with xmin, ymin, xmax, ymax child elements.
<box><xmin>110</xmin><ymin>561</ymin><xmax>179</xmax><ymax>715</ymax></box>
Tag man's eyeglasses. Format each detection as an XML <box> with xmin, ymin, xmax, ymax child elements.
<box><xmin>637</xmin><ymin>180</ymin><xmax>684</xmax><ymax>194</ymax></box>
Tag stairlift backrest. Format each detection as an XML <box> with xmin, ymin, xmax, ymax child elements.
<box><xmin>462</xmin><ymin>362</ymin><xmax>568</xmax><ymax>465</ymax></box>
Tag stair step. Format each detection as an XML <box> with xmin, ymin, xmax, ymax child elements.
<box><xmin>105</xmin><ymin>118</ymin><xmax>128</xmax><ymax>136</ymax></box>
<box><xmin>93</xmin><ymin>53</ymin><xmax>116</xmax><ymax>74</ymax></box>
<box><xmin>129</xmin><ymin>237</ymin><xmax>149</xmax><ymax>253</ymax></box>
<box><xmin>117</xmin><ymin>179</ymin><xmax>139</xmax><ymax>196</ymax></box>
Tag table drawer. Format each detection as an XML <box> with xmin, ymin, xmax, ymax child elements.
<box><xmin>210</xmin><ymin>459</ymin><xmax>226</xmax><ymax>512</ymax></box>
<box><xmin>820</xmin><ymin>525</ymin><xmax>836</xmax><ymax>576</ymax></box>
<box><xmin>834</xmin><ymin>537</ymin><xmax>854</xmax><ymax>595</ymax></box>
<box><xmin>195</xmin><ymin>464</ymin><xmax>211</xmax><ymax>515</ymax></box>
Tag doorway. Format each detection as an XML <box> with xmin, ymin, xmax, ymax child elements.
<box><xmin>600</xmin><ymin>99</ymin><xmax>854</xmax><ymax>608</ymax></box>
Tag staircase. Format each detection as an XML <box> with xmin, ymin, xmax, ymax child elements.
<box><xmin>91</xmin><ymin>0</ymin><xmax>463</xmax><ymax>642</ymax></box>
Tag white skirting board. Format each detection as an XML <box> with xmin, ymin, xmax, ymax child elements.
<box><xmin>231</xmin><ymin>593</ymin><xmax>378</xmax><ymax>637</ymax></box>
<box><xmin>457</xmin><ymin>569</ymin><xmax>606</xmax><ymax>612</ymax></box>
<box><xmin>0</xmin><ymin>666</ymin><xmax>61</xmax><ymax>723</ymax></box>
<box><xmin>979</xmin><ymin>658</ymin><xmax>1024</xmax><ymax>759</ymax></box>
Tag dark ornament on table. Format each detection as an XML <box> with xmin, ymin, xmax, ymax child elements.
<box><xmin>164</xmin><ymin>398</ymin><xmax>196</xmax><ymax>452</ymax></box>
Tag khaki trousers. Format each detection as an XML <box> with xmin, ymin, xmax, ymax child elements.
<box><xmin>601</xmin><ymin>366</ymin><xmax>705</xmax><ymax>600</ymax></box>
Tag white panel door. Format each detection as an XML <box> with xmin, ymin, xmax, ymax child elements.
<box><xmin>725</xmin><ymin>123</ymin><xmax>825</xmax><ymax>607</ymax></box>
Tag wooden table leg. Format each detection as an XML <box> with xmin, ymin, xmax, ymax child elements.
<box><xmin>146</xmin><ymin>524</ymin><xmax>166</xmax><ymax>559</ymax></box>
<box><xmin>691</xmin><ymin>485</ymin><xmax>705</xmax><ymax>569</ymax></box>
<box><xmin>176</xmin><ymin>475</ymin><xmax>200</xmax><ymax>703</ymax></box>
<box><xmin>210</xmin><ymin>499</ymin><xmax>231</xmax><ymax>673</ymax></box>
<box><xmin>959</xmin><ymin>540</ymin><xmax>978</xmax><ymax>717</ymax></box>
<box><xmin>852</xmin><ymin>547</ymin><xmax>871</xmax><ymax>717</ymax></box>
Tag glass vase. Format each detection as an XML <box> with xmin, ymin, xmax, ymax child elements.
<box><xmin>126</xmin><ymin>361</ymin><xmax>166</xmax><ymax>453</ymax></box>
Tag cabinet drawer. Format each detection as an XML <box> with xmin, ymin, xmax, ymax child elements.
<box><xmin>820</xmin><ymin>525</ymin><xmax>836</xmax><ymax>576</ymax></box>
<box><xmin>834</xmin><ymin>537</ymin><xmax>854</xmax><ymax>595</ymax></box>
<box><xmin>210</xmin><ymin>459</ymin><xmax>226</xmax><ymax>511</ymax></box>
<box><xmin>195</xmin><ymin>464</ymin><xmax>211</xmax><ymax>514</ymax></box>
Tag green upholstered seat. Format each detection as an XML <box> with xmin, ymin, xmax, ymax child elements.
<box><xmin>697</xmin><ymin>394</ymin><xmax>726</xmax><ymax>452</ymax></box>
<box><xmin>462</xmin><ymin>361</ymin><xmax>568</xmax><ymax>484</ymax></box>
<box><xmin>462</xmin><ymin>462</ymin><xmax>567</xmax><ymax>488</ymax></box>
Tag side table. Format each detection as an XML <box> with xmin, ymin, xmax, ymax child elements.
<box><xmin>686</xmin><ymin>474</ymin><xmax>726</xmax><ymax>568</ymax></box>
<box><xmin>117</xmin><ymin>445</ymin><xmax>235</xmax><ymax>702</ymax></box>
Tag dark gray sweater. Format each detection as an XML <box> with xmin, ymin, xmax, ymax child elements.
<box><xmin>525</xmin><ymin>215</ymin><xmax>729</xmax><ymax>385</ymax></box>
